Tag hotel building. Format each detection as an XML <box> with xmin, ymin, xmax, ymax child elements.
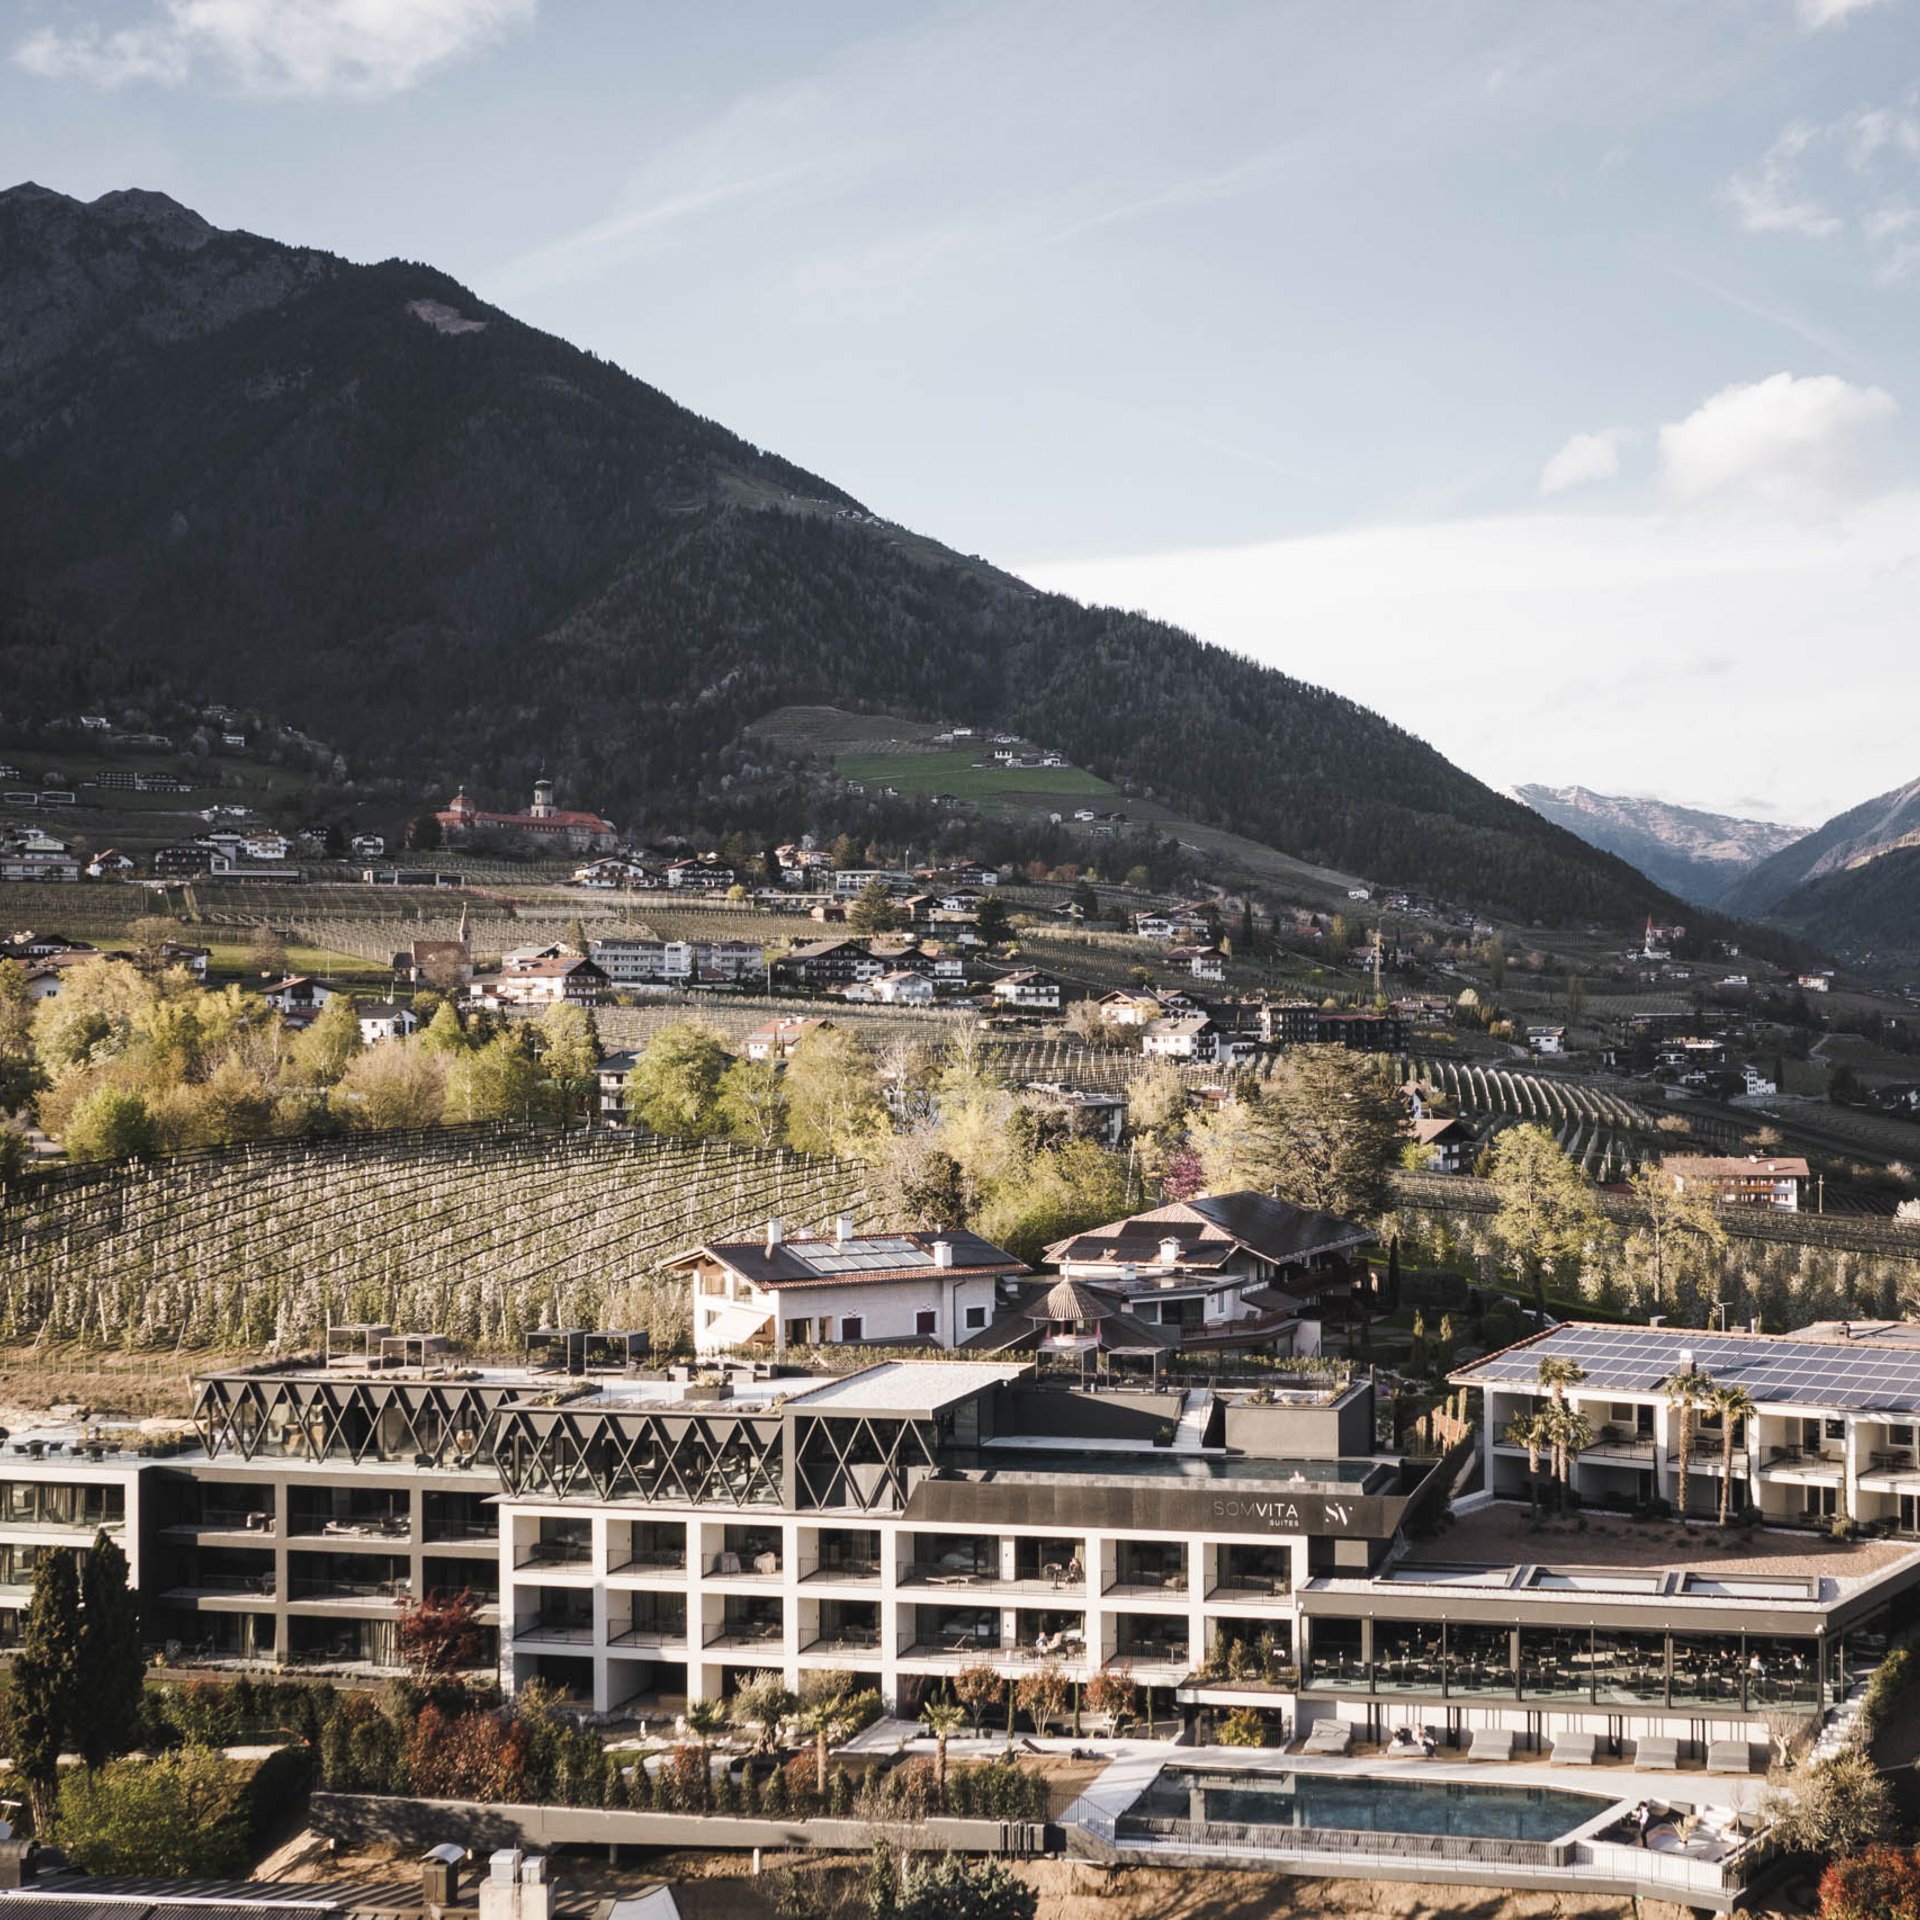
<box><xmin>0</xmin><ymin>1317</ymin><xmax>1911</xmax><ymax>1770</ymax></box>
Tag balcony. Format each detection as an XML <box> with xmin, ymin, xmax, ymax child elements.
<box><xmin>295</xmin><ymin>1515</ymin><xmax>411</xmax><ymax>1543</ymax></box>
<box><xmin>703</xmin><ymin>1617</ymin><xmax>785</xmax><ymax>1651</ymax></box>
<box><xmin>162</xmin><ymin>1571</ymin><xmax>276</xmax><ymax>1601</ymax></box>
<box><xmin>803</xmin><ymin>1559</ymin><xmax>881</xmax><ymax>1585</ymax></box>
<box><xmin>516</xmin><ymin>1612</ymin><xmax>595</xmax><ymax>1645</ymax></box>
<box><xmin>516</xmin><ymin>1540</ymin><xmax>592</xmax><ymax>1571</ymax></box>
<box><xmin>288</xmin><ymin>1576</ymin><xmax>409</xmax><ymax>1604</ymax></box>
<box><xmin>609</xmin><ymin>1548</ymin><xmax>688</xmax><ymax>1577</ymax></box>
<box><xmin>164</xmin><ymin>1507</ymin><xmax>275</xmax><ymax>1539</ymax></box>
<box><xmin>707</xmin><ymin>1549</ymin><xmax>782</xmax><ymax>1580</ymax></box>
<box><xmin>1585</xmin><ymin>1429</ymin><xmax>1656</xmax><ymax>1463</ymax></box>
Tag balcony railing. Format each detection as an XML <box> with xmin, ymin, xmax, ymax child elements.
<box><xmin>804</xmin><ymin>1560</ymin><xmax>880</xmax><ymax>1582</ymax></box>
<box><xmin>171</xmin><ymin>1509</ymin><xmax>274</xmax><ymax>1535</ymax></box>
<box><xmin>803</xmin><ymin>1630</ymin><xmax>881</xmax><ymax>1653</ymax></box>
<box><xmin>294</xmin><ymin>1515</ymin><xmax>411</xmax><ymax>1540</ymax></box>
<box><xmin>1211</xmin><ymin>1571</ymin><xmax>1290</xmax><ymax>1597</ymax></box>
<box><xmin>704</xmin><ymin>1619</ymin><xmax>784</xmax><ymax>1648</ymax></box>
<box><xmin>516</xmin><ymin>1615</ymin><xmax>595</xmax><ymax>1643</ymax></box>
<box><xmin>290</xmin><ymin>1577</ymin><xmax>408</xmax><ymax>1602</ymax></box>
<box><xmin>610</xmin><ymin>1550</ymin><xmax>687</xmax><ymax>1574</ymax></box>
<box><xmin>708</xmin><ymin>1551</ymin><xmax>782</xmax><ymax>1577</ymax></box>
<box><xmin>610</xmin><ymin>1623</ymin><xmax>688</xmax><ymax>1648</ymax></box>
<box><xmin>516</xmin><ymin>1542</ymin><xmax>592</xmax><ymax>1569</ymax></box>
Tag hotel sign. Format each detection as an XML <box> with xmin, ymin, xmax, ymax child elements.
<box><xmin>906</xmin><ymin>1477</ymin><xmax>1400</xmax><ymax>1538</ymax></box>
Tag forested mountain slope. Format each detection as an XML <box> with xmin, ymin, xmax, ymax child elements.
<box><xmin>0</xmin><ymin>181</ymin><xmax>1675</xmax><ymax>925</ymax></box>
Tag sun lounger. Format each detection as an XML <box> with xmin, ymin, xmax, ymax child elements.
<box><xmin>1550</xmin><ymin>1731</ymin><xmax>1598</xmax><ymax>1766</ymax></box>
<box><xmin>1635</xmin><ymin>1737</ymin><xmax>1680</xmax><ymax>1771</ymax></box>
<box><xmin>1303</xmin><ymin>1719</ymin><xmax>1353</xmax><ymax>1755</ymax></box>
<box><xmin>1467</xmin><ymin>1727</ymin><xmax>1514</xmax><ymax>1762</ymax></box>
<box><xmin>1707</xmin><ymin>1741</ymin><xmax>1756</xmax><ymax>1774</ymax></box>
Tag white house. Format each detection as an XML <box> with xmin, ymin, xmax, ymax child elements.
<box><xmin>672</xmin><ymin>1219</ymin><xmax>1029</xmax><ymax>1357</ymax></box>
<box><xmin>990</xmin><ymin>968</ymin><xmax>1064</xmax><ymax>1013</ymax></box>
<box><xmin>1527</xmin><ymin>1026</ymin><xmax>1567</xmax><ymax>1057</ymax></box>
<box><xmin>859</xmin><ymin>970</ymin><xmax>935</xmax><ymax>1006</ymax></box>
<box><xmin>1141</xmin><ymin>1013</ymin><xmax>1220</xmax><ymax>1061</ymax></box>
<box><xmin>355</xmin><ymin>1001</ymin><xmax>420</xmax><ymax>1045</ymax></box>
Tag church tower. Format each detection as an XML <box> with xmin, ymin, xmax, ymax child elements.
<box><xmin>530</xmin><ymin>778</ymin><xmax>555</xmax><ymax>820</ymax></box>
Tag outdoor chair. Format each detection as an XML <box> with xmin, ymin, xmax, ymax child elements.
<box><xmin>1635</xmin><ymin>1737</ymin><xmax>1680</xmax><ymax>1771</ymax></box>
<box><xmin>1302</xmin><ymin>1719</ymin><xmax>1352</xmax><ymax>1755</ymax></box>
<box><xmin>1707</xmin><ymin>1741</ymin><xmax>1757</xmax><ymax>1774</ymax></box>
<box><xmin>1466</xmin><ymin>1727</ymin><xmax>1513</xmax><ymax>1761</ymax></box>
<box><xmin>1550</xmin><ymin>1730</ymin><xmax>1598</xmax><ymax>1765</ymax></box>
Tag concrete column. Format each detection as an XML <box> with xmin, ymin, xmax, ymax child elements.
<box><xmin>1845</xmin><ymin>1418</ymin><xmax>1861</xmax><ymax>1524</ymax></box>
<box><xmin>1653</xmin><ymin>1402</ymin><xmax>1672</xmax><ymax>1503</ymax></box>
<box><xmin>780</xmin><ymin>1519</ymin><xmax>801</xmax><ymax>1693</ymax></box>
<box><xmin>590</xmin><ymin>1514</ymin><xmax>611</xmax><ymax>1714</ymax></box>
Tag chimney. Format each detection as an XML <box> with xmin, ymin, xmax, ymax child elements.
<box><xmin>766</xmin><ymin>1217</ymin><xmax>783</xmax><ymax>1251</ymax></box>
<box><xmin>932</xmin><ymin>1238</ymin><xmax>954</xmax><ymax>1269</ymax></box>
<box><xmin>1159</xmin><ymin>1236</ymin><xmax>1180</xmax><ymax>1271</ymax></box>
<box><xmin>835</xmin><ymin>1212</ymin><xmax>853</xmax><ymax>1246</ymax></box>
<box><xmin>422</xmin><ymin>1844</ymin><xmax>464</xmax><ymax>1909</ymax></box>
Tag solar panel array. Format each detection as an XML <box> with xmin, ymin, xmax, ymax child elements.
<box><xmin>1462</xmin><ymin>1323</ymin><xmax>1920</xmax><ymax>1413</ymax></box>
<box><xmin>796</xmin><ymin>1237</ymin><xmax>929</xmax><ymax>1276</ymax></box>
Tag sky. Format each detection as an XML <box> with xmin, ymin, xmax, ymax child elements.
<box><xmin>3</xmin><ymin>0</ymin><xmax>1918</xmax><ymax>826</ymax></box>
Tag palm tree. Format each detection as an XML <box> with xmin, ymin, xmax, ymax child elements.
<box><xmin>1506</xmin><ymin>1409</ymin><xmax>1546</xmax><ymax>1511</ymax></box>
<box><xmin>922</xmin><ymin>1697</ymin><xmax>968</xmax><ymax>1805</ymax></box>
<box><xmin>1711</xmin><ymin>1383</ymin><xmax>1756</xmax><ymax>1526</ymax></box>
<box><xmin>1662</xmin><ymin>1359</ymin><xmax>1716</xmax><ymax>1518</ymax></box>
<box><xmin>1546</xmin><ymin>1401</ymin><xmax>1592</xmax><ymax>1512</ymax></box>
<box><xmin>684</xmin><ymin>1697</ymin><xmax>728</xmax><ymax>1812</ymax></box>
<box><xmin>1537</xmin><ymin>1356</ymin><xmax>1588</xmax><ymax>1408</ymax></box>
<box><xmin>795</xmin><ymin>1694</ymin><xmax>851</xmax><ymax>1797</ymax></box>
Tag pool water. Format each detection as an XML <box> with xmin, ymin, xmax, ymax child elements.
<box><xmin>1126</xmin><ymin>1769</ymin><xmax>1610</xmax><ymax>1843</ymax></box>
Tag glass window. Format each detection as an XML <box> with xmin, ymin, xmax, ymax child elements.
<box><xmin>1374</xmin><ymin>1619</ymin><xmax>1444</xmax><ymax>1693</ymax></box>
<box><xmin>1305</xmin><ymin>1617</ymin><xmax>1363</xmax><ymax>1690</ymax></box>
<box><xmin>1519</xmin><ymin>1627</ymin><xmax>1592</xmax><ymax>1699</ymax></box>
<box><xmin>1444</xmin><ymin>1622</ymin><xmax>1514</xmax><ymax>1695</ymax></box>
<box><xmin>1744</xmin><ymin>1636</ymin><xmax>1819</xmax><ymax>1709</ymax></box>
<box><xmin>1592</xmin><ymin>1629</ymin><xmax>1667</xmax><ymax>1706</ymax></box>
<box><xmin>965</xmin><ymin>1305</ymin><xmax>987</xmax><ymax>1330</ymax></box>
<box><xmin>1671</xmin><ymin>1634</ymin><xmax>1744</xmax><ymax>1707</ymax></box>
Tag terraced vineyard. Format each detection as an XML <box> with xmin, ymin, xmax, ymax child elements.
<box><xmin>979</xmin><ymin>1037</ymin><xmax>1223</xmax><ymax>1096</ymax></box>
<box><xmin>1402</xmin><ymin>1055</ymin><xmax>1662</xmax><ymax>1180</ymax></box>
<box><xmin>0</xmin><ymin>1127</ymin><xmax>877</xmax><ymax>1350</ymax></box>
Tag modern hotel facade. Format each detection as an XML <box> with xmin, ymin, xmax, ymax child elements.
<box><xmin>0</xmin><ymin>1319</ymin><xmax>1913</xmax><ymax>1770</ymax></box>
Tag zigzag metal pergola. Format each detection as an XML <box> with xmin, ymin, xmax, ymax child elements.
<box><xmin>194</xmin><ymin>1376</ymin><xmax>524</xmax><ymax>1470</ymax></box>
<box><xmin>493</xmin><ymin>1407</ymin><xmax>788</xmax><ymax>1507</ymax></box>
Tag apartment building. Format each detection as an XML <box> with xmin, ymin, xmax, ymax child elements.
<box><xmin>0</xmin><ymin>1314</ymin><xmax>1910</xmax><ymax>1773</ymax></box>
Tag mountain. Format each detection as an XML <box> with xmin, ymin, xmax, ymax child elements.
<box><xmin>1762</xmin><ymin>844</ymin><xmax>1920</xmax><ymax>955</ymax></box>
<box><xmin>0</xmin><ymin>181</ymin><xmax>1679</xmax><ymax>926</ymax></box>
<box><xmin>1718</xmin><ymin>774</ymin><xmax>1920</xmax><ymax>920</ymax></box>
<box><xmin>1511</xmin><ymin>784</ymin><xmax>1807</xmax><ymax>909</ymax></box>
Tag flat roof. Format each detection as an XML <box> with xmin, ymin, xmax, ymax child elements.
<box><xmin>786</xmin><ymin>1360</ymin><xmax>1029</xmax><ymax>1414</ymax></box>
<box><xmin>1454</xmin><ymin>1321</ymin><xmax>1920</xmax><ymax>1414</ymax></box>
<box><xmin>1401</xmin><ymin>1503</ymin><xmax>1915</xmax><ymax>1589</ymax></box>
<box><xmin>957</xmin><ymin>1450</ymin><xmax>1394</xmax><ymax>1490</ymax></box>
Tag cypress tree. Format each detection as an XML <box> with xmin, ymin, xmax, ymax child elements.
<box><xmin>75</xmin><ymin>1530</ymin><xmax>145</xmax><ymax>1768</ymax></box>
<box><xmin>13</xmin><ymin>1550</ymin><xmax>83</xmax><ymax>1830</ymax></box>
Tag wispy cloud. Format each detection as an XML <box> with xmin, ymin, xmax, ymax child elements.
<box><xmin>494</xmin><ymin>172</ymin><xmax>805</xmax><ymax>298</ymax></box>
<box><xmin>12</xmin><ymin>0</ymin><xmax>533</xmax><ymax>98</ymax></box>
<box><xmin>1796</xmin><ymin>0</ymin><xmax>1893</xmax><ymax>29</ymax></box>
<box><xmin>1724</xmin><ymin>95</ymin><xmax>1920</xmax><ymax>278</ymax></box>
<box><xmin>1539</xmin><ymin>426</ymin><xmax>1633</xmax><ymax>496</ymax></box>
<box><xmin>1724</xmin><ymin>122</ymin><xmax>1844</xmax><ymax>237</ymax></box>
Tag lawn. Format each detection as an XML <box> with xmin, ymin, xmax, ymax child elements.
<box><xmin>838</xmin><ymin>747</ymin><xmax>1113</xmax><ymax>801</ymax></box>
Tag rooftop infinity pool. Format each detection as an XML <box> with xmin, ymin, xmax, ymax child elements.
<box><xmin>1122</xmin><ymin>1768</ymin><xmax>1612</xmax><ymax>1845</ymax></box>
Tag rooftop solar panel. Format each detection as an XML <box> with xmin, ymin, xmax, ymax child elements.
<box><xmin>1456</xmin><ymin>1323</ymin><xmax>1920</xmax><ymax>1412</ymax></box>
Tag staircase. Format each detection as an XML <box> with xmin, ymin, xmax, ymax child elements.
<box><xmin>1171</xmin><ymin>1391</ymin><xmax>1212</xmax><ymax>1453</ymax></box>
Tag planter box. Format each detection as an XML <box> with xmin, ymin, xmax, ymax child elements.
<box><xmin>311</xmin><ymin>1792</ymin><xmax>1051</xmax><ymax>1857</ymax></box>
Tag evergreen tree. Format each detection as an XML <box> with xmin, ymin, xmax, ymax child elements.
<box><xmin>847</xmin><ymin>881</ymin><xmax>897</xmax><ymax>936</ymax></box>
<box><xmin>14</xmin><ymin>1548</ymin><xmax>83</xmax><ymax>1829</ymax></box>
<box><xmin>973</xmin><ymin>895</ymin><xmax>1013</xmax><ymax>946</ymax></box>
<box><xmin>74</xmin><ymin>1531</ymin><xmax>144</xmax><ymax>1770</ymax></box>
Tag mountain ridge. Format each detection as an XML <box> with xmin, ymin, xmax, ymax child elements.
<box><xmin>1511</xmin><ymin>783</ymin><xmax>1807</xmax><ymax>909</ymax></box>
<box><xmin>1719</xmin><ymin>774</ymin><xmax>1920</xmax><ymax>920</ymax></box>
<box><xmin>0</xmin><ymin>180</ymin><xmax>1681</xmax><ymax>926</ymax></box>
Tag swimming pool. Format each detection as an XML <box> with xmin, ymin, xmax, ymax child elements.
<box><xmin>1122</xmin><ymin>1768</ymin><xmax>1611</xmax><ymax>1845</ymax></box>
